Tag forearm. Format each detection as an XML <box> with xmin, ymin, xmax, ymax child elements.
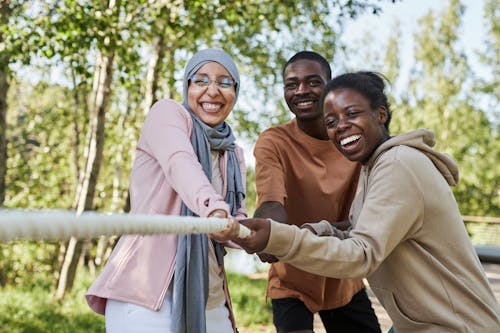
<box><xmin>252</xmin><ymin>201</ymin><xmax>285</xmax><ymax>263</ymax></box>
<box><xmin>265</xmin><ymin>221</ymin><xmax>376</xmax><ymax>279</ymax></box>
<box><xmin>301</xmin><ymin>220</ymin><xmax>351</xmax><ymax>239</ymax></box>
<box><xmin>253</xmin><ymin>201</ymin><xmax>287</xmax><ymax>223</ymax></box>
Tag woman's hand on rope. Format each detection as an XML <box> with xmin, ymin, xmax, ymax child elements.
<box><xmin>208</xmin><ymin>210</ymin><xmax>240</xmax><ymax>243</ymax></box>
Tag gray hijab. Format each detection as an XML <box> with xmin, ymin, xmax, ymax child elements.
<box><xmin>172</xmin><ymin>48</ymin><xmax>244</xmax><ymax>333</ymax></box>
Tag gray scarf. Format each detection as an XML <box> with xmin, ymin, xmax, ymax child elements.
<box><xmin>171</xmin><ymin>49</ymin><xmax>243</xmax><ymax>333</ymax></box>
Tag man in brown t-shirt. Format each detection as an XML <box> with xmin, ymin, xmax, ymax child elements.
<box><xmin>253</xmin><ymin>51</ymin><xmax>380</xmax><ymax>333</ymax></box>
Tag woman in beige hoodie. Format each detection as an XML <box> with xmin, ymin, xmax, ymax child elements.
<box><xmin>236</xmin><ymin>72</ymin><xmax>500</xmax><ymax>332</ymax></box>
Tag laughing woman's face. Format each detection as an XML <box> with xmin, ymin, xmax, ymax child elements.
<box><xmin>187</xmin><ymin>62</ymin><xmax>236</xmax><ymax>127</ymax></box>
<box><xmin>323</xmin><ymin>88</ymin><xmax>388</xmax><ymax>164</ymax></box>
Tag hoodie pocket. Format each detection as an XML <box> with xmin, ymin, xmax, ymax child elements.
<box><xmin>371</xmin><ymin>286</ymin><xmax>428</xmax><ymax>330</ymax></box>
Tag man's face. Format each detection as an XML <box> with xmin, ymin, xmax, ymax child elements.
<box><xmin>283</xmin><ymin>59</ymin><xmax>328</xmax><ymax>121</ymax></box>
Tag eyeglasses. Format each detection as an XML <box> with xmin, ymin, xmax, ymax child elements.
<box><xmin>189</xmin><ymin>74</ymin><xmax>236</xmax><ymax>89</ymax></box>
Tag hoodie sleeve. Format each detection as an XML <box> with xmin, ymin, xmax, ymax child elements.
<box><xmin>263</xmin><ymin>147</ymin><xmax>424</xmax><ymax>279</ymax></box>
<box><xmin>301</xmin><ymin>220</ymin><xmax>351</xmax><ymax>239</ymax></box>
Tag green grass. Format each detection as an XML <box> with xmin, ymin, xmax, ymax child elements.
<box><xmin>0</xmin><ymin>270</ymin><xmax>273</xmax><ymax>332</ymax></box>
<box><xmin>227</xmin><ymin>271</ymin><xmax>273</xmax><ymax>331</ymax></box>
<box><xmin>0</xmin><ymin>273</ymin><xmax>105</xmax><ymax>333</ymax></box>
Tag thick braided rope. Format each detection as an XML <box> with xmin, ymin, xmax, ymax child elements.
<box><xmin>0</xmin><ymin>209</ymin><xmax>251</xmax><ymax>242</ymax></box>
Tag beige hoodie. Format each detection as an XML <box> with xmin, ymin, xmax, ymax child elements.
<box><xmin>264</xmin><ymin>129</ymin><xmax>500</xmax><ymax>332</ymax></box>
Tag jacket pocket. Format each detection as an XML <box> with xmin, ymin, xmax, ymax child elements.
<box><xmin>371</xmin><ymin>286</ymin><xmax>428</xmax><ymax>330</ymax></box>
<box><xmin>107</xmin><ymin>235</ymin><xmax>141</xmax><ymax>284</ymax></box>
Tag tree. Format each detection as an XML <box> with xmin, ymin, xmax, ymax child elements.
<box><xmin>54</xmin><ymin>0</ymin><xmax>127</xmax><ymax>300</ymax></box>
<box><xmin>476</xmin><ymin>0</ymin><xmax>499</xmax><ymax>126</ymax></box>
<box><xmin>2</xmin><ymin>0</ymin><xmax>399</xmax><ymax>294</ymax></box>
<box><xmin>473</xmin><ymin>0</ymin><xmax>500</xmax><ymax>214</ymax></box>
<box><xmin>0</xmin><ymin>0</ymin><xmax>32</xmax><ymax>206</ymax></box>
<box><xmin>0</xmin><ymin>0</ymin><xmax>37</xmax><ymax>286</ymax></box>
<box><xmin>0</xmin><ymin>0</ymin><xmax>11</xmax><ymax>208</ymax></box>
<box><xmin>406</xmin><ymin>0</ymin><xmax>499</xmax><ymax>216</ymax></box>
<box><xmin>2</xmin><ymin>80</ymin><xmax>76</xmax><ymax>287</ymax></box>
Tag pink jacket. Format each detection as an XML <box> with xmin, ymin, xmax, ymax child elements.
<box><xmin>85</xmin><ymin>99</ymin><xmax>246</xmax><ymax>316</ymax></box>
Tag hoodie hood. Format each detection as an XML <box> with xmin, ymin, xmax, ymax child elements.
<box><xmin>367</xmin><ymin>129</ymin><xmax>459</xmax><ymax>186</ymax></box>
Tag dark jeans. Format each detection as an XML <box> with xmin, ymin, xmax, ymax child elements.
<box><xmin>272</xmin><ymin>288</ymin><xmax>381</xmax><ymax>333</ymax></box>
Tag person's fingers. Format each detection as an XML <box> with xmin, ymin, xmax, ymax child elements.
<box><xmin>232</xmin><ymin>235</ymin><xmax>253</xmax><ymax>253</ymax></box>
<box><xmin>227</xmin><ymin>217</ymin><xmax>240</xmax><ymax>238</ymax></box>
<box><xmin>232</xmin><ymin>219</ymin><xmax>271</xmax><ymax>254</ymax></box>
<box><xmin>209</xmin><ymin>209</ymin><xmax>227</xmax><ymax>218</ymax></box>
<box><xmin>209</xmin><ymin>230</ymin><xmax>226</xmax><ymax>243</ymax></box>
<box><xmin>209</xmin><ymin>217</ymin><xmax>240</xmax><ymax>242</ymax></box>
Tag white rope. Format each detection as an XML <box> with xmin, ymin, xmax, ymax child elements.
<box><xmin>0</xmin><ymin>209</ymin><xmax>251</xmax><ymax>242</ymax></box>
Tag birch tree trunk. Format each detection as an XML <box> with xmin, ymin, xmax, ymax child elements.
<box><xmin>0</xmin><ymin>0</ymin><xmax>12</xmax><ymax>207</ymax></box>
<box><xmin>93</xmin><ymin>89</ymin><xmax>130</xmax><ymax>270</ymax></box>
<box><xmin>56</xmin><ymin>49</ymin><xmax>115</xmax><ymax>300</ymax></box>
<box><xmin>0</xmin><ymin>1</ymin><xmax>13</xmax><ymax>287</ymax></box>
<box><xmin>70</xmin><ymin>66</ymin><xmax>83</xmax><ymax>189</ymax></box>
<box><xmin>0</xmin><ymin>65</ymin><xmax>7</xmax><ymax>208</ymax></box>
<box><xmin>0</xmin><ymin>69</ymin><xmax>6</xmax><ymax>288</ymax></box>
<box><xmin>142</xmin><ymin>34</ymin><xmax>167</xmax><ymax>115</ymax></box>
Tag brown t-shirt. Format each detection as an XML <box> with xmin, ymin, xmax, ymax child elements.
<box><xmin>254</xmin><ymin>118</ymin><xmax>364</xmax><ymax>312</ymax></box>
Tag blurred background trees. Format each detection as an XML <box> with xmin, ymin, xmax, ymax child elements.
<box><xmin>0</xmin><ymin>0</ymin><xmax>498</xmax><ymax>310</ymax></box>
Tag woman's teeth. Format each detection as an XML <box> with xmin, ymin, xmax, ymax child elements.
<box><xmin>340</xmin><ymin>135</ymin><xmax>361</xmax><ymax>146</ymax></box>
<box><xmin>202</xmin><ymin>103</ymin><xmax>221</xmax><ymax>110</ymax></box>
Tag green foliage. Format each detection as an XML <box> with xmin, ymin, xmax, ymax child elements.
<box><xmin>5</xmin><ymin>81</ymin><xmax>77</xmax><ymax>209</ymax></box>
<box><xmin>404</xmin><ymin>0</ymin><xmax>499</xmax><ymax>216</ymax></box>
<box><xmin>0</xmin><ymin>271</ymin><xmax>105</xmax><ymax>332</ymax></box>
<box><xmin>475</xmin><ymin>0</ymin><xmax>499</xmax><ymax>125</ymax></box>
<box><xmin>0</xmin><ymin>270</ymin><xmax>272</xmax><ymax>332</ymax></box>
<box><xmin>1</xmin><ymin>0</ymin><xmax>498</xmax><ymax>308</ymax></box>
<box><xmin>3</xmin><ymin>0</ymin><xmax>396</xmax><ymax>214</ymax></box>
<box><xmin>244</xmin><ymin>167</ymin><xmax>257</xmax><ymax>216</ymax></box>
<box><xmin>353</xmin><ymin>0</ymin><xmax>500</xmax><ymax>218</ymax></box>
<box><xmin>341</xmin><ymin>0</ymin><xmax>499</xmax><ymax>218</ymax></box>
<box><xmin>466</xmin><ymin>222</ymin><xmax>500</xmax><ymax>246</ymax></box>
<box><xmin>0</xmin><ymin>0</ymin><xmax>34</xmax><ymax>68</ymax></box>
<box><xmin>227</xmin><ymin>271</ymin><xmax>272</xmax><ymax>329</ymax></box>
<box><xmin>0</xmin><ymin>241</ymin><xmax>59</xmax><ymax>287</ymax></box>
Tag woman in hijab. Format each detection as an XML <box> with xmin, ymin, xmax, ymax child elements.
<box><xmin>86</xmin><ymin>48</ymin><xmax>247</xmax><ymax>333</ymax></box>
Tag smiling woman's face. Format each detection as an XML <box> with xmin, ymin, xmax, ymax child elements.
<box><xmin>323</xmin><ymin>88</ymin><xmax>388</xmax><ymax>164</ymax></box>
<box><xmin>187</xmin><ymin>62</ymin><xmax>236</xmax><ymax>127</ymax></box>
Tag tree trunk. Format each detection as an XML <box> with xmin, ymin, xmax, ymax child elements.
<box><xmin>56</xmin><ymin>49</ymin><xmax>115</xmax><ymax>300</ymax></box>
<box><xmin>0</xmin><ymin>64</ymin><xmax>8</xmax><ymax>207</ymax></box>
<box><xmin>0</xmin><ymin>2</ymin><xmax>13</xmax><ymax>286</ymax></box>
<box><xmin>0</xmin><ymin>1</ymin><xmax>12</xmax><ymax>207</ymax></box>
<box><xmin>142</xmin><ymin>34</ymin><xmax>167</xmax><ymax>115</ymax></box>
<box><xmin>70</xmin><ymin>65</ymin><xmax>82</xmax><ymax>189</ymax></box>
<box><xmin>92</xmin><ymin>89</ymin><xmax>131</xmax><ymax>270</ymax></box>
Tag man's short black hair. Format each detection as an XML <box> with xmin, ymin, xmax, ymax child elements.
<box><xmin>282</xmin><ymin>51</ymin><xmax>332</xmax><ymax>80</ymax></box>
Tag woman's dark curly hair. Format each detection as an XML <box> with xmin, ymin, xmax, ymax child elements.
<box><xmin>321</xmin><ymin>71</ymin><xmax>392</xmax><ymax>132</ymax></box>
